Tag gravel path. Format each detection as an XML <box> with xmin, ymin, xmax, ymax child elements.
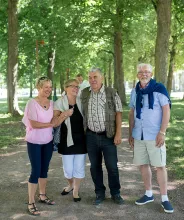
<box><xmin>0</xmin><ymin>123</ymin><xmax>184</xmax><ymax>220</ymax></box>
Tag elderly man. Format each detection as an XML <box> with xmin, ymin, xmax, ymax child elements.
<box><xmin>129</xmin><ymin>63</ymin><xmax>173</xmax><ymax>213</ymax></box>
<box><xmin>81</xmin><ymin>68</ymin><xmax>124</xmax><ymax>205</ymax></box>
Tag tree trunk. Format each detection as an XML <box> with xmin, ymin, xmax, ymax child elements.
<box><xmin>53</xmin><ymin>83</ymin><xmax>57</xmax><ymax>101</ymax></box>
<box><xmin>47</xmin><ymin>50</ymin><xmax>55</xmax><ymax>81</ymax></box>
<box><xmin>167</xmin><ymin>35</ymin><xmax>177</xmax><ymax>95</ymax></box>
<box><xmin>172</xmin><ymin>75</ymin><xmax>175</xmax><ymax>92</ymax></box>
<box><xmin>108</xmin><ymin>59</ymin><xmax>112</xmax><ymax>88</ymax></box>
<box><xmin>154</xmin><ymin>0</ymin><xmax>171</xmax><ymax>86</ymax></box>
<box><xmin>113</xmin><ymin>1</ymin><xmax>126</xmax><ymax>105</ymax></box>
<box><xmin>133</xmin><ymin>79</ymin><xmax>136</xmax><ymax>88</ymax></box>
<box><xmin>60</xmin><ymin>73</ymin><xmax>65</xmax><ymax>94</ymax></box>
<box><xmin>35</xmin><ymin>40</ymin><xmax>40</xmax><ymax>75</ymax></box>
<box><xmin>66</xmin><ymin>68</ymin><xmax>70</xmax><ymax>80</ymax></box>
<box><xmin>7</xmin><ymin>0</ymin><xmax>20</xmax><ymax>115</ymax></box>
<box><xmin>29</xmin><ymin>71</ymin><xmax>33</xmax><ymax>98</ymax></box>
<box><xmin>103</xmin><ymin>61</ymin><xmax>107</xmax><ymax>87</ymax></box>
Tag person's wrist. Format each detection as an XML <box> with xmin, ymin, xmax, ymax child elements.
<box><xmin>159</xmin><ymin>130</ymin><xmax>166</xmax><ymax>136</ymax></box>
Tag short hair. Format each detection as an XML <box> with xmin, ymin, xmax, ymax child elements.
<box><xmin>35</xmin><ymin>76</ymin><xmax>52</xmax><ymax>89</ymax></box>
<box><xmin>64</xmin><ymin>79</ymin><xmax>79</xmax><ymax>88</ymax></box>
<box><xmin>88</xmin><ymin>67</ymin><xmax>103</xmax><ymax>76</ymax></box>
<box><xmin>137</xmin><ymin>63</ymin><xmax>153</xmax><ymax>73</ymax></box>
<box><xmin>76</xmin><ymin>74</ymin><xmax>83</xmax><ymax>77</ymax></box>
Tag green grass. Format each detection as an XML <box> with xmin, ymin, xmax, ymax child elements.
<box><xmin>166</xmin><ymin>99</ymin><xmax>184</xmax><ymax>179</ymax></box>
<box><xmin>0</xmin><ymin>97</ymin><xmax>28</xmax><ymax>151</ymax></box>
<box><xmin>0</xmin><ymin>97</ymin><xmax>184</xmax><ymax>179</ymax></box>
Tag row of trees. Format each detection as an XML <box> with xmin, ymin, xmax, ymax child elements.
<box><xmin>1</xmin><ymin>0</ymin><xmax>184</xmax><ymax>115</ymax></box>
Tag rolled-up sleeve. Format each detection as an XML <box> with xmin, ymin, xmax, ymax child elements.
<box><xmin>158</xmin><ymin>93</ymin><xmax>170</xmax><ymax>107</ymax></box>
<box><xmin>115</xmin><ymin>93</ymin><xmax>123</xmax><ymax>112</ymax></box>
<box><xmin>129</xmin><ymin>88</ymin><xmax>136</xmax><ymax>109</ymax></box>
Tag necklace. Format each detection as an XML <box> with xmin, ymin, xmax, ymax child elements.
<box><xmin>36</xmin><ymin>97</ymin><xmax>49</xmax><ymax>109</ymax></box>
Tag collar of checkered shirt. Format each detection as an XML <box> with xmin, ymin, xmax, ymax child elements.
<box><xmin>89</xmin><ymin>84</ymin><xmax>105</xmax><ymax>94</ymax></box>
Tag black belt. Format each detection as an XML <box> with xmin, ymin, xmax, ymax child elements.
<box><xmin>87</xmin><ymin>128</ymin><xmax>106</xmax><ymax>135</ymax></box>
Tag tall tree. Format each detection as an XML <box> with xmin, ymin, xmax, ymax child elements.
<box><xmin>113</xmin><ymin>0</ymin><xmax>126</xmax><ymax>104</ymax></box>
<box><xmin>167</xmin><ymin>35</ymin><xmax>177</xmax><ymax>95</ymax></box>
<box><xmin>153</xmin><ymin>0</ymin><xmax>172</xmax><ymax>85</ymax></box>
<box><xmin>7</xmin><ymin>0</ymin><xmax>21</xmax><ymax>115</ymax></box>
<box><xmin>167</xmin><ymin>0</ymin><xmax>184</xmax><ymax>94</ymax></box>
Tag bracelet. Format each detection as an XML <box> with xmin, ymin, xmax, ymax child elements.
<box><xmin>159</xmin><ymin>131</ymin><xmax>166</xmax><ymax>136</ymax></box>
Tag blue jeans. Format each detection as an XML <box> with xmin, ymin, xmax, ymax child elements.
<box><xmin>27</xmin><ymin>141</ymin><xmax>53</xmax><ymax>184</ymax></box>
<box><xmin>86</xmin><ymin>130</ymin><xmax>121</xmax><ymax>196</ymax></box>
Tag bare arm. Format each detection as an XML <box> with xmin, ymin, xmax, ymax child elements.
<box><xmin>29</xmin><ymin>110</ymin><xmax>63</xmax><ymax>128</ymax></box>
<box><xmin>52</xmin><ymin>110</ymin><xmax>66</xmax><ymax>127</ymax></box>
<box><xmin>156</xmin><ymin>104</ymin><xmax>170</xmax><ymax>147</ymax></box>
<box><xmin>114</xmin><ymin>112</ymin><xmax>122</xmax><ymax>145</ymax></box>
<box><xmin>160</xmin><ymin>104</ymin><xmax>170</xmax><ymax>133</ymax></box>
<box><xmin>52</xmin><ymin>108</ymin><xmax>74</xmax><ymax>128</ymax></box>
<box><xmin>29</xmin><ymin>120</ymin><xmax>53</xmax><ymax>129</ymax></box>
<box><xmin>128</xmin><ymin>108</ymin><xmax>135</xmax><ymax>148</ymax></box>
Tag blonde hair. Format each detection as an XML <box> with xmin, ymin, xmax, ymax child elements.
<box><xmin>35</xmin><ymin>76</ymin><xmax>52</xmax><ymax>89</ymax></box>
<box><xmin>64</xmin><ymin>79</ymin><xmax>79</xmax><ymax>88</ymax></box>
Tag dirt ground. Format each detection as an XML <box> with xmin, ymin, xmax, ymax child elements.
<box><xmin>0</xmin><ymin>123</ymin><xmax>184</xmax><ymax>220</ymax></box>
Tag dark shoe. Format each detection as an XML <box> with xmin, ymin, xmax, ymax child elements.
<box><xmin>161</xmin><ymin>201</ymin><xmax>174</xmax><ymax>213</ymax></box>
<box><xmin>111</xmin><ymin>195</ymin><xmax>124</xmax><ymax>205</ymax></box>
<box><xmin>38</xmin><ymin>194</ymin><xmax>55</xmax><ymax>205</ymax></box>
<box><xmin>135</xmin><ymin>195</ymin><xmax>154</xmax><ymax>205</ymax></box>
<box><xmin>27</xmin><ymin>203</ymin><xmax>40</xmax><ymax>216</ymax></box>
<box><xmin>61</xmin><ymin>188</ymin><xmax>73</xmax><ymax>196</ymax></box>
<box><xmin>73</xmin><ymin>197</ymin><xmax>81</xmax><ymax>202</ymax></box>
<box><xmin>93</xmin><ymin>195</ymin><xmax>105</xmax><ymax>205</ymax></box>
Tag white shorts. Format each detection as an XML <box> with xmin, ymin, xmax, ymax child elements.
<box><xmin>62</xmin><ymin>154</ymin><xmax>86</xmax><ymax>179</ymax></box>
<box><xmin>133</xmin><ymin>140</ymin><xmax>166</xmax><ymax>167</ymax></box>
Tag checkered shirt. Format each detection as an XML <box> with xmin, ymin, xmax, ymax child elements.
<box><xmin>87</xmin><ymin>85</ymin><xmax>122</xmax><ymax>132</ymax></box>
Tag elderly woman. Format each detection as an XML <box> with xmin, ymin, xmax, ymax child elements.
<box><xmin>22</xmin><ymin>76</ymin><xmax>58</xmax><ymax>216</ymax></box>
<box><xmin>53</xmin><ymin>79</ymin><xmax>87</xmax><ymax>202</ymax></box>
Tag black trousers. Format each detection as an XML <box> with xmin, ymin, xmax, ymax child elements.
<box><xmin>86</xmin><ymin>130</ymin><xmax>121</xmax><ymax>196</ymax></box>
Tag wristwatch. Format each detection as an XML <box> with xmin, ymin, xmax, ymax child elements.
<box><xmin>159</xmin><ymin>131</ymin><xmax>166</xmax><ymax>136</ymax></box>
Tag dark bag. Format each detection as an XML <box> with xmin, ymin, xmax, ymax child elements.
<box><xmin>53</xmin><ymin>125</ymin><xmax>61</xmax><ymax>151</ymax></box>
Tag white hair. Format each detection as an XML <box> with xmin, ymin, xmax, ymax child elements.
<box><xmin>88</xmin><ymin>67</ymin><xmax>103</xmax><ymax>76</ymax></box>
<box><xmin>137</xmin><ymin>63</ymin><xmax>153</xmax><ymax>73</ymax></box>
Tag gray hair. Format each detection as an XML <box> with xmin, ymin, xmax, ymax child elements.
<box><xmin>88</xmin><ymin>67</ymin><xmax>103</xmax><ymax>76</ymax></box>
<box><xmin>137</xmin><ymin>63</ymin><xmax>153</xmax><ymax>73</ymax></box>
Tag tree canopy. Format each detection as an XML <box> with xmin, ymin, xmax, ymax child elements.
<box><xmin>1</xmin><ymin>0</ymin><xmax>184</xmax><ymax>114</ymax></box>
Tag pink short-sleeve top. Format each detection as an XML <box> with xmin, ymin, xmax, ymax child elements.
<box><xmin>22</xmin><ymin>99</ymin><xmax>53</xmax><ymax>144</ymax></box>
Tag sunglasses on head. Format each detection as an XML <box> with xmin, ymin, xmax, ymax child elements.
<box><xmin>38</xmin><ymin>76</ymin><xmax>49</xmax><ymax>81</ymax></box>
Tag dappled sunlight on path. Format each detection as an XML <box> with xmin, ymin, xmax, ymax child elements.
<box><xmin>0</xmin><ymin>125</ymin><xmax>184</xmax><ymax>219</ymax></box>
<box><xmin>0</xmin><ymin>150</ymin><xmax>26</xmax><ymax>157</ymax></box>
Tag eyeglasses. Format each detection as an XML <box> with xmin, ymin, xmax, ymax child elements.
<box><xmin>138</xmin><ymin>71</ymin><xmax>151</xmax><ymax>75</ymax></box>
<box><xmin>66</xmin><ymin>85</ymin><xmax>80</xmax><ymax>89</ymax></box>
